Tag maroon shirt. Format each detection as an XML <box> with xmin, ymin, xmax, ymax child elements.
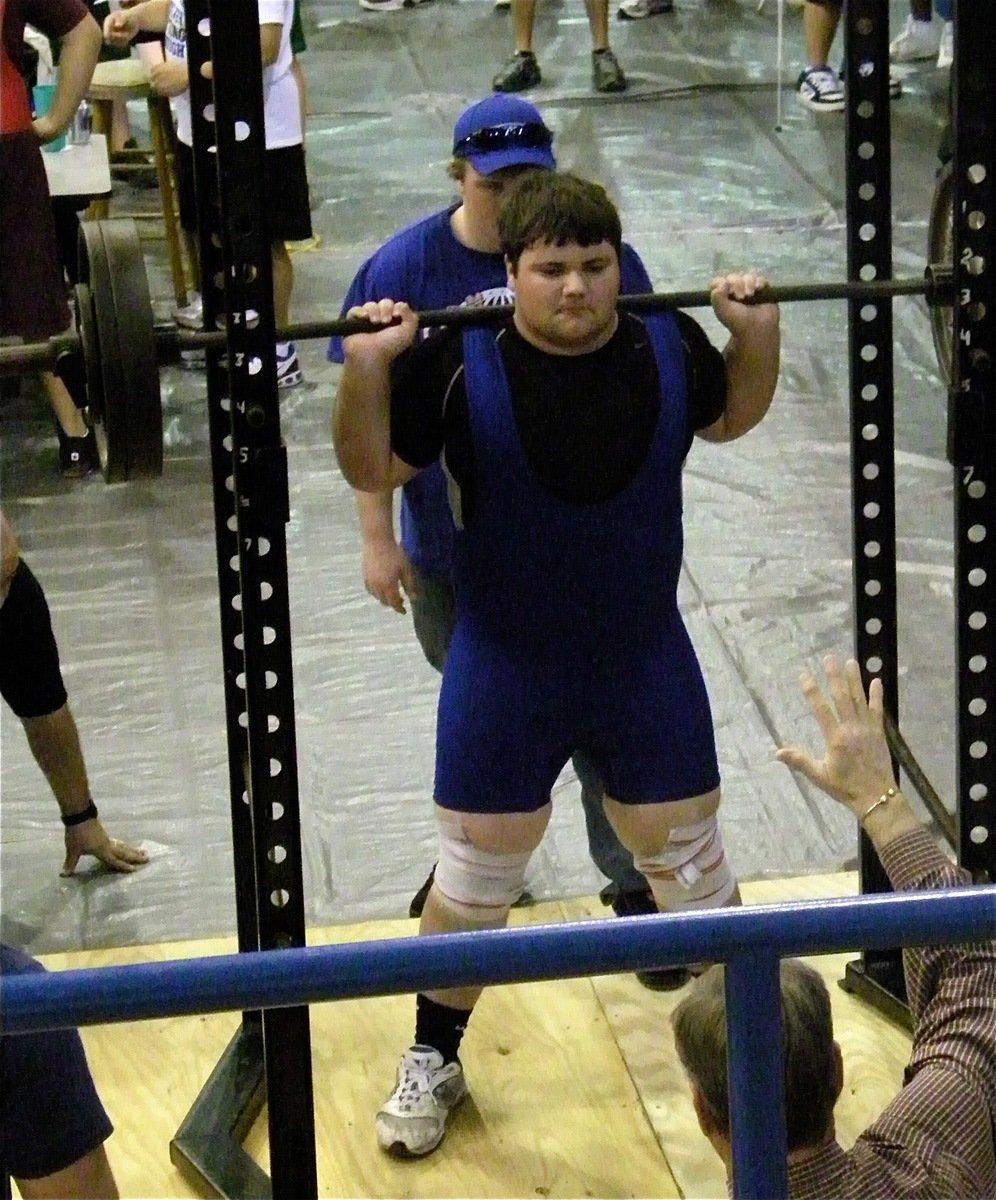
<box><xmin>1</xmin><ymin>0</ymin><xmax>87</xmax><ymax>134</ymax></box>
<box><xmin>786</xmin><ymin>828</ymin><xmax>996</xmax><ymax>1199</ymax></box>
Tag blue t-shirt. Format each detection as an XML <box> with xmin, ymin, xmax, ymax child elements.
<box><xmin>329</xmin><ymin>204</ymin><xmax>654</xmax><ymax>577</ymax></box>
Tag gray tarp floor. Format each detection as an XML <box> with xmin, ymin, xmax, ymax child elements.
<box><xmin>1</xmin><ymin>0</ymin><xmax>958</xmax><ymax>954</ymax></box>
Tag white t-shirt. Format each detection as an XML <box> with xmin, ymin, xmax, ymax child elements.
<box><xmin>167</xmin><ymin>0</ymin><xmax>301</xmax><ymax>150</ymax></box>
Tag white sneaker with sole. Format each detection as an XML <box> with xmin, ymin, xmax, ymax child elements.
<box><xmin>376</xmin><ymin>1046</ymin><xmax>468</xmax><ymax>1158</ymax></box>
<box><xmin>173</xmin><ymin>292</ymin><xmax>203</xmax><ymax>329</ymax></box>
<box><xmin>797</xmin><ymin>66</ymin><xmax>844</xmax><ymax>112</ymax></box>
<box><xmin>359</xmin><ymin>0</ymin><xmax>432</xmax><ymax>9</ymax></box>
<box><xmin>617</xmin><ymin>0</ymin><xmax>673</xmax><ymax>19</ymax></box>
<box><xmin>276</xmin><ymin>342</ymin><xmax>303</xmax><ymax>388</ymax></box>
<box><xmin>889</xmin><ymin>14</ymin><xmax>941</xmax><ymax>62</ymax></box>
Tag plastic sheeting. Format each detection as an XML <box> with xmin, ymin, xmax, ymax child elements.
<box><xmin>1</xmin><ymin>1</ymin><xmax>956</xmax><ymax>954</ymax></box>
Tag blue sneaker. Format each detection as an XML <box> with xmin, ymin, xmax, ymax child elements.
<box><xmin>276</xmin><ymin>342</ymin><xmax>302</xmax><ymax>389</ymax></box>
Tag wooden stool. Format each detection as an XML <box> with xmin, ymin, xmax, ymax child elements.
<box><xmin>86</xmin><ymin>60</ymin><xmax>195</xmax><ymax>307</ymax></box>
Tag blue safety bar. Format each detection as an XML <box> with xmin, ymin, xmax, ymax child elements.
<box><xmin>3</xmin><ymin>885</ymin><xmax>995</xmax><ymax>1198</ymax></box>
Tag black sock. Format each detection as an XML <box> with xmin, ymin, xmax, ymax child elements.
<box><xmin>415</xmin><ymin>993</ymin><xmax>472</xmax><ymax>1065</ymax></box>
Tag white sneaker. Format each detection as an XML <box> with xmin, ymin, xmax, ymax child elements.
<box><xmin>376</xmin><ymin>1046</ymin><xmax>468</xmax><ymax>1158</ymax></box>
<box><xmin>889</xmin><ymin>15</ymin><xmax>941</xmax><ymax>62</ymax></box>
<box><xmin>359</xmin><ymin>0</ymin><xmax>431</xmax><ymax>10</ymax></box>
<box><xmin>275</xmin><ymin>342</ymin><xmax>302</xmax><ymax>388</ymax></box>
<box><xmin>937</xmin><ymin>21</ymin><xmax>953</xmax><ymax>70</ymax></box>
<box><xmin>617</xmin><ymin>0</ymin><xmax>673</xmax><ymax>19</ymax></box>
<box><xmin>494</xmin><ymin>0</ymin><xmax>510</xmax><ymax>8</ymax></box>
<box><xmin>173</xmin><ymin>292</ymin><xmax>203</xmax><ymax>329</ymax></box>
<box><xmin>797</xmin><ymin>66</ymin><xmax>844</xmax><ymax>113</ymax></box>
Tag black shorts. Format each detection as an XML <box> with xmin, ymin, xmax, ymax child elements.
<box><xmin>0</xmin><ymin>561</ymin><xmax>68</xmax><ymax>719</ymax></box>
<box><xmin>175</xmin><ymin>141</ymin><xmax>312</xmax><ymax>245</ymax></box>
<box><xmin>0</xmin><ymin>945</ymin><xmax>114</xmax><ymax>1182</ymax></box>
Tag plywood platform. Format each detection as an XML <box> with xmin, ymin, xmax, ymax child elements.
<box><xmin>29</xmin><ymin>872</ymin><xmax>914</xmax><ymax>1199</ymax></box>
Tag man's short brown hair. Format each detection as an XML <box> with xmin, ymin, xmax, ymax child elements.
<box><xmin>671</xmin><ymin>959</ymin><xmax>839</xmax><ymax>1151</ymax></box>
<box><xmin>498</xmin><ymin>171</ymin><xmax>623</xmax><ymax>272</ymax></box>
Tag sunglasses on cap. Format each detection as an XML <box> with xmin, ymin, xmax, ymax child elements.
<box><xmin>453</xmin><ymin>122</ymin><xmax>553</xmax><ymax>157</ymax></box>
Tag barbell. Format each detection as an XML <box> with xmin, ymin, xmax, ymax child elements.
<box><xmin>0</xmin><ymin>219</ymin><xmax>954</xmax><ymax>484</ymax></box>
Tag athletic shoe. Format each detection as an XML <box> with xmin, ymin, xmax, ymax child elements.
<box><xmin>797</xmin><ymin>65</ymin><xmax>844</xmax><ymax>112</ymax></box>
<box><xmin>889</xmin><ymin>14</ymin><xmax>941</xmax><ymax>62</ymax></box>
<box><xmin>276</xmin><ymin>342</ymin><xmax>303</xmax><ymax>388</ymax></box>
<box><xmin>592</xmin><ymin>48</ymin><xmax>627</xmax><ymax>93</ymax></box>
<box><xmin>376</xmin><ymin>1046</ymin><xmax>468</xmax><ymax>1157</ymax></box>
<box><xmin>58</xmin><ymin>427</ymin><xmax>99</xmax><ymax>478</ymax></box>
<box><xmin>603</xmin><ymin>885</ymin><xmax>691</xmax><ymax>991</ymax></box>
<box><xmin>492</xmin><ymin>51</ymin><xmax>541</xmax><ymax>92</ymax></box>
<box><xmin>359</xmin><ymin>0</ymin><xmax>432</xmax><ymax>10</ymax></box>
<box><xmin>937</xmin><ymin>21</ymin><xmax>953</xmax><ymax>70</ymax></box>
<box><xmin>617</xmin><ymin>0</ymin><xmax>673</xmax><ymax>20</ymax></box>
<box><xmin>838</xmin><ymin>63</ymin><xmax>902</xmax><ymax>100</ymax></box>
<box><xmin>494</xmin><ymin>0</ymin><xmax>511</xmax><ymax>8</ymax></box>
<box><xmin>173</xmin><ymin>292</ymin><xmax>203</xmax><ymax>329</ymax></box>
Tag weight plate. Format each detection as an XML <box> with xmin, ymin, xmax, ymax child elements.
<box><xmin>927</xmin><ymin>161</ymin><xmax>954</xmax><ymax>385</ymax></box>
<box><xmin>78</xmin><ymin>220</ymin><xmax>163</xmax><ymax>482</ymax></box>
<box><xmin>73</xmin><ymin>283</ymin><xmax>102</xmax><ymax>430</ymax></box>
<box><xmin>80</xmin><ymin>221</ymin><xmax>128</xmax><ymax>482</ymax></box>
<box><xmin>99</xmin><ymin>220</ymin><xmax>163</xmax><ymax>480</ymax></box>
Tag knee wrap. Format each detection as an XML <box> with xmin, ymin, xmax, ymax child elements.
<box><xmin>433</xmin><ymin>819</ymin><xmax>531</xmax><ymax>924</ymax></box>
<box><xmin>634</xmin><ymin>817</ymin><xmax>736</xmax><ymax>911</ymax></box>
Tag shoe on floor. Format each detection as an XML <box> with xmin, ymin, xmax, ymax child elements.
<box><xmin>797</xmin><ymin>65</ymin><xmax>844</xmax><ymax>112</ymax></box>
<box><xmin>173</xmin><ymin>292</ymin><xmax>203</xmax><ymax>330</ymax></box>
<box><xmin>494</xmin><ymin>0</ymin><xmax>511</xmax><ymax>7</ymax></box>
<box><xmin>617</xmin><ymin>0</ymin><xmax>673</xmax><ymax>20</ymax></box>
<box><xmin>837</xmin><ymin>63</ymin><xmax>902</xmax><ymax>100</ymax></box>
<box><xmin>602</xmin><ymin>886</ymin><xmax>691</xmax><ymax>991</ymax></box>
<box><xmin>889</xmin><ymin>14</ymin><xmax>941</xmax><ymax>62</ymax></box>
<box><xmin>58</xmin><ymin>427</ymin><xmax>99</xmax><ymax>478</ymax></box>
<box><xmin>937</xmin><ymin>20</ymin><xmax>953</xmax><ymax>70</ymax></box>
<box><xmin>376</xmin><ymin>1046</ymin><xmax>468</xmax><ymax>1157</ymax></box>
<box><xmin>359</xmin><ymin>0</ymin><xmax>432</xmax><ymax>10</ymax></box>
<box><xmin>276</xmin><ymin>342</ymin><xmax>303</xmax><ymax>388</ymax></box>
<box><xmin>592</xmin><ymin>47</ymin><xmax>627</xmax><ymax>93</ymax></box>
<box><xmin>492</xmin><ymin>50</ymin><xmax>541</xmax><ymax>92</ymax></box>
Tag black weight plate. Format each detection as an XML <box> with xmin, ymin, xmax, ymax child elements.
<box><xmin>927</xmin><ymin>162</ymin><xmax>954</xmax><ymax>386</ymax></box>
<box><xmin>73</xmin><ymin>283</ymin><xmax>102</xmax><ymax>428</ymax></box>
<box><xmin>79</xmin><ymin>221</ymin><xmax>128</xmax><ymax>482</ymax></box>
<box><xmin>99</xmin><ymin>219</ymin><xmax>163</xmax><ymax>481</ymax></box>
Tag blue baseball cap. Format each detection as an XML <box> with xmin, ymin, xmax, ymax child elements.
<box><xmin>451</xmin><ymin>94</ymin><xmax>556</xmax><ymax>175</ymax></box>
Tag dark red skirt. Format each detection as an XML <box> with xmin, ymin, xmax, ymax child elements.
<box><xmin>0</xmin><ymin>131</ymin><xmax>71</xmax><ymax>340</ymax></box>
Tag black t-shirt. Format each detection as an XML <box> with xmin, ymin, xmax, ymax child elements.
<box><xmin>390</xmin><ymin>310</ymin><xmax>727</xmax><ymax>518</ymax></box>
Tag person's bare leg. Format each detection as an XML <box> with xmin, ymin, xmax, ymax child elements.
<box><xmin>41</xmin><ymin>371</ymin><xmax>88</xmax><ymax>438</ymax></box>
<box><xmin>17</xmin><ymin>1143</ymin><xmax>118</xmax><ymax>1200</ymax></box>
<box><xmin>585</xmin><ymin>0</ymin><xmax>610</xmax><ymax>51</ymax></box>
<box><xmin>22</xmin><ymin>703</ymin><xmax>90</xmax><ymax>810</ymax></box>
<box><xmin>271</xmin><ymin>241</ymin><xmax>292</xmax><ymax>331</ymax></box>
<box><xmin>804</xmin><ymin>0</ymin><xmax>841</xmax><ymax>68</ymax></box>
<box><xmin>418</xmin><ymin>805</ymin><xmax>549</xmax><ymax>1011</ymax></box>
<box><xmin>512</xmin><ymin>0</ymin><xmax>537</xmax><ymax>52</ymax></box>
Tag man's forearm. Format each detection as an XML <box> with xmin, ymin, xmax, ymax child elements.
<box><xmin>129</xmin><ymin>0</ymin><xmax>171</xmax><ymax>33</ymax></box>
<box><xmin>332</xmin><ymin>360</ymin><xmax>394</xmax><ymax>491</ymax></box>
<box><xmin>355</xmin><ymin>488</ymin><xmax>397</xmax><ymax>545</ymax></box>
<box><xmin>719</xmin><ymin>322</ymin><xmax>781</xmax><ymax>440</ymax></box>
<box><xmin>45</xmin><ymin>15</ymin><xmax>101</xmax><ymax>132</ymax></box>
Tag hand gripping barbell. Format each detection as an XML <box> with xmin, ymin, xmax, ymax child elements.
<box><xmin>0</xmin><ymin>220</ymin><xmax>955</xmax><ymax>484</ymax></box>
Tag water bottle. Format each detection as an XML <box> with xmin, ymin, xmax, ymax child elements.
<box><xmin>66</xmin><ymin>99</ymin><xmax>92</xmax><ymax>146</ymax></box>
